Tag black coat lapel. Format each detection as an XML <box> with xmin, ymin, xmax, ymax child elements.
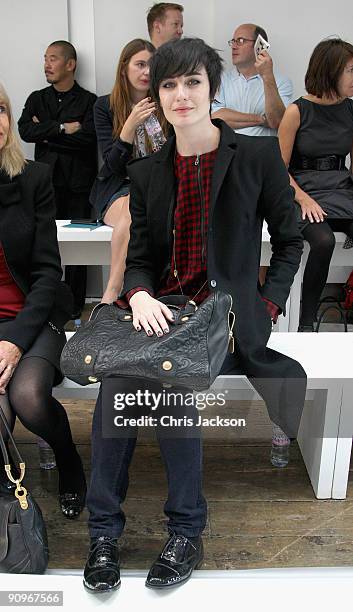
<box><xmin>148</xmin><ymin>137</ymin><xmax>176</xmax><ymax>236</ymax></box>
<box><xmin>210</xmin><ymin>120</ymin><xmax>237</xmax><ymax>217</ymax></box>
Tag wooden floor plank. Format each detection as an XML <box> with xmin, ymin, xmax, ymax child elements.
<box><xmin>8</xmin><ymin>400</ymin><xmax>353</xmax><ymax>571</ymax></box>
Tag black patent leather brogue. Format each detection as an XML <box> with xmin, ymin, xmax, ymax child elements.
<box><xmin>83</xmin><ymin>536</ymin><xmax>121</xmax><ymax>593</ymax></box>
<box><xmin>145</xmin><ymin>534</ymin><xmax>203</xmax><ymax>589</ymax></box>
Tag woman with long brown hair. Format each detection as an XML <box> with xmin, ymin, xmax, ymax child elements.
<box><xmin>90</xmin><ymin>39</ymin><xmax>168</xmax><ymax>304</ymax></box>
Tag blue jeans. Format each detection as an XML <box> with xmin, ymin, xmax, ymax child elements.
<box><xmin>87</xmin><ymin>377</ymin><xmax>207</xmax><ymax>539</ymax></box>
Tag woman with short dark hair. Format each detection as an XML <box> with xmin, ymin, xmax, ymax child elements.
<box><xmin>83</xmin><ymin>37</ymin><xmax>306</xmax><ymax>594</ymax></box>
<box><xmin>278</xmin><ymin>38</ymin><xmax>353</xmax><ymax>331</ymax></box>
<box><xmin>0</xmin><ymin>83</ymin><xmax>86</xmax><ymax>519</ymax></box>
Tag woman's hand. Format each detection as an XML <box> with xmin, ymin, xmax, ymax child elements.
<box><xmin>120</xmin><ymin>98</ymin><xmax>156</xmax><ymax>143</ymax></box>
<box><xmin>298</xmin><ymin>194</ymin><xmax>327</xmax><ymax>223</ymax></box>
<box><xmin>129</xmin><ymin>291</ymin><xmax>174</xmax><ymax>336</ymax></box>
<box><xmin>0</xmin><ymin>341</ymin><xmax>23</xmax><ymax>394</ymax></box>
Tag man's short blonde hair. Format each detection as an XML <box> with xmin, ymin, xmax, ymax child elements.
<box><xmin>147</xmin><ymin>3</ymin><xmax>183</xmax><ymax>37</ymax></box>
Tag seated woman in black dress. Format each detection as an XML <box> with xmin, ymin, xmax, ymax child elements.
<box><xmin>0</xmin><ymin>83</ymin><xmax>86</xmax><ymax>518</ymax></box>
<box><xmin>278</xmin><ymin>38</ymin><xmax>353</xmax><ymax>331</ymax></box>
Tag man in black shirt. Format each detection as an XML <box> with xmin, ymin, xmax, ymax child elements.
<box><xmin>18</xmin><ymin>40</ymin><xmax>97</xmax><ymax>319</ymax></box>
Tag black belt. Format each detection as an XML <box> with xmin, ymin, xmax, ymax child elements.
<box><xmin>291</xmin><ymin>154</ymin><xmax>346</xmax><ymax>171</ymax></box>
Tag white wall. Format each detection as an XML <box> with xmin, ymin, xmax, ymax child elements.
<box><xmin>68</xmin><ymin>0</ymin><xmax>96</xmax><ymax>93</ymax></box>
<box><xmin>93</xmin><ymin>0</ymin><xmax>214</xmax><ymax>95</ymax></box>
<box><xmin>213</xmin><ymin>1</ymin><xmax>353</xmax><ymax>97</ymax></box>
<box><xmin>0</xmin><ymin>0</ymin><xmax>68</xmax><ymax>159</ymax></box>
<box><xmin>92</xmin><ymin>0</ymin><xmax>353</xmax><ymax>97</ymax></box>
<box><xmin>2</xmin><ymin>0</ymin><xmax>353</xmax><ymax>136</ymax></box>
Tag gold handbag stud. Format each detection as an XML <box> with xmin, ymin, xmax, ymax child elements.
<box><xmin>162</xmin><ymin>361</ymin><xmax>173</xmax><ymax>371</ymax></box>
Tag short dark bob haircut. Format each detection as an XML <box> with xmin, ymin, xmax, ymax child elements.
<box><xmin>305</xmin><ymin>38</ymin><xmax>353</xmax><ymax>98</ymax></box>
<box><xmin>149</xmin><ymin>37</ymin><xmax>223</xmax><ymax>103</ymax></box>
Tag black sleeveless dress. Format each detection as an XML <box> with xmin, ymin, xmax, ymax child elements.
<box><xmin>289</xmin><ymin>97</ymin><xmax>353</xmax><ymax>228</ymax></box>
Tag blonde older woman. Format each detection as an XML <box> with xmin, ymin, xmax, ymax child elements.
<box><xmin>0</xmin><ymin>84</ymin><xmax>86</xmax><ymax>518</ymax></box>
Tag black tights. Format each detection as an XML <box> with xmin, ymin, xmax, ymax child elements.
<box><xmin>301</xmin><ymin>219</ymin><xmax>353</xmax><ymax>326</ymax></box>
<box><xmin>0</xmin><ymin>357</ymin><xmax>84</xmax><ymax>494</ymax></box>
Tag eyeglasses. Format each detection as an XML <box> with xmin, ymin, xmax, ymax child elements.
<box><xmin>227</xmin><ymin>37</ymin><xmax>255</xmax><ymax>47</ymax></box>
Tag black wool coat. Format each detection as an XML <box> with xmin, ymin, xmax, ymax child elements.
<box><xmin>0</xmin><ymin>162</ymin><xmax>72</xmax><ymax>351</ymax></box>
<box><xmin>124</xmin><ymin>119</ymin><xmax>307</xmax><ymax>436</ymax></box>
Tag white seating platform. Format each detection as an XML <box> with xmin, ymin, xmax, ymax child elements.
<box><xmin>56</xmin><ymin>221</ymin><xmax>353</xmax><ymax>333</ymax></box>
<box><xmin>55</xmin><ymin>332</ymin><xmax>353</xmax><ymax>500</ymax></box>
<box><xmin>1</xmin><ymin>568</ymin><xmax>353</xmax><ymax>610</ymax></box>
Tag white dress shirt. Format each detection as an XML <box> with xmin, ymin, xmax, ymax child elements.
<box><xmin>212</xmin><ymin>68</ymin><xmax>293</xmax><ymax>137</ymax></box>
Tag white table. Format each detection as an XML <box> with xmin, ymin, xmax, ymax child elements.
<box><xmin>57</xmin><ymin>219</ymin><xmax>112</xmax><ymax>265</ymax></box>
<box><xmin>56</xmin><ymin>221</ymin><xmax>293</xmax><ymax>332</ymax></box>
<box><xmin>57</xmin><ymin>220</ymin><xmax>276</xmax><ymax>266</ymax></box>
<box><xmin>56</xmin><ymin>222</ymin><xmax>353</xmax><ymax>333</ymax></box>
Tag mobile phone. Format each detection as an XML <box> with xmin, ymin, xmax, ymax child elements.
<box><xmin>254</xmin><ymin>34</ymin><xmax>270</xmax><ymax>57</ymax></box>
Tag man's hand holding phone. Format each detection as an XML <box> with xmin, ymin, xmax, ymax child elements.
<box><xmin>254</xmin><ymin>35</ymin><xmax>274</xmax><ymax>80</ymax></box>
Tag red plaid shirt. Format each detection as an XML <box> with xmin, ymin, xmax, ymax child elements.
<box><xmin>156</xmin><ymin>149</ymin><xmax>216</xmax><ymax>304</ymax></box>
<box><xmin>124</xmin><ymin>149</ymin><xmax>279</xmax><ymax>321</ymax></box>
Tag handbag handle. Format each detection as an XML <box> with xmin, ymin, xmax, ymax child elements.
<box><xmin>316</xmin><ymin>303</ymin><xmax>348</xmax><ymax>332</ymax></box>
<box><xmin>0</xmin><ymin>395</ymin><xmax>26</xmax><ymax>493</ymax></box>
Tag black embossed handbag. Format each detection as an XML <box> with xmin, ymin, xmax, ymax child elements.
<box><xmin>60</xmin><ymin>290</ymin><xmax>235</xmax><ymax>391</ymax></box>
<box><xmin>0</xmin><ymin>399</ymin><xmax>49</xmax><ymax>574</ymax></box>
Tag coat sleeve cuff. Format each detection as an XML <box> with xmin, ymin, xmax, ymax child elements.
<box><xmin>262</xmin><ymin>297</ymin><xmax>281</xmax><ymax>323</ymax></box>
<box><xmin>115</xmin><ymin>287</ymin><xmax>153</xmax><ymax>309</ymax></box>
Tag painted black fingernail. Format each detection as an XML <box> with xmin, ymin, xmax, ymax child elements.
<box><xmin>164</xmin><ymin>329</ymin><xmax>169</xmax><ymax>334</ymax></box>
<box><xmin>147</xmin><ymin>330</ymin><xmax>153</xmax><ymax>336</ymax></box>
<box><xmin>157</xmin><ymin>331</ymin><xmax>162</xmax><ymax>337</ymax></box>
<box><xmin>136</xmin><ymin>326</ymin><xmax>141</xmax><ymax>331</ymax></box>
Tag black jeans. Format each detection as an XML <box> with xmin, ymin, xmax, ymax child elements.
<box><xmin>87</xmin><ymin>377</ymin><xmax>207</xmax><ymax>539</ymax></box>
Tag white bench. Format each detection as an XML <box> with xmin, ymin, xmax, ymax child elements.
<box><xmin>56</xmin><ymin>221</ymin><xmax>294</xmax><ymax>332</ymax></box>
<box><xmin>56</xmin><ymin>222</ymin><xmax>353</xmax><ymax>333</ymax></box>
<box><xmin>54</xmin><ymin>332</ymin><xmax>353</xmax><ymax>500</ymax></box>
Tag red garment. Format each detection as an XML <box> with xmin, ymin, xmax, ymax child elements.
<box><xmin>262</xmin><ymin>297</ymin><xmax>279</xmax><ymax>324</ymax></box>
<box><xmin>123</xmin><ymin>148</ymin><xmax>279</xmax><ymax>321</ymax></box>
<box><xmin>156</xmin><ymin>149</ymin><xmax>217</xmax><ymax>304</ymax></box>
<box><xmin>0</xmin><ymin>244</ymin><xmax>25</xmax><ymax>318</ymax></box>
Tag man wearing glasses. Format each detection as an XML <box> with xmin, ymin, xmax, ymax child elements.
<box><xmin>212</xmin><ymin>24</ymin><xmax>293</xmax><ymax>136</ymax></box>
